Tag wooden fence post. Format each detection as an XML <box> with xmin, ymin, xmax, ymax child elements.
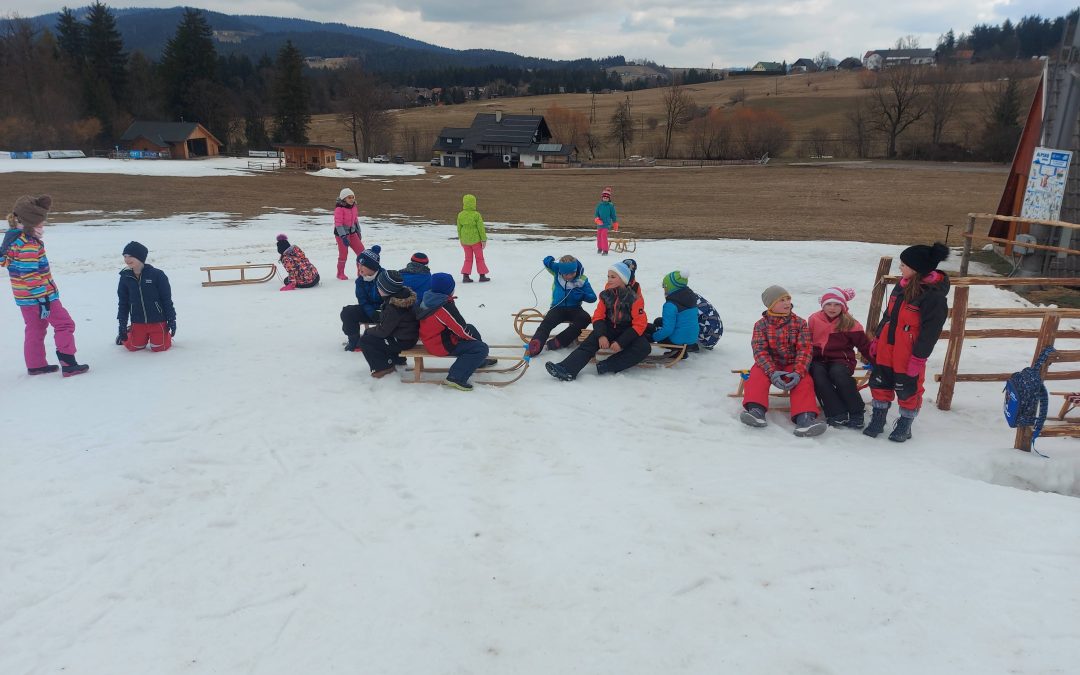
<box><xmin>1015</xmin><ymin>313</ymin><xmax>1061</xmax><ymax>451</ymax></box>
<box><xmin>935</xmin><ymin>285</ymin><xmax>969</xmax><ymax>411</ymax></box>
<box><xmin>959</xmin><ymin>214</ymin><xmax>976</xmax><ymax>276</ymax></box>
<box><xmin>866</xmin><ymin>256</ymin><xmax>893</xmax><ymax>336</ymax></box>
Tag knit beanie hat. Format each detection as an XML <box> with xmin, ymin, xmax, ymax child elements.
<box><xmin>621</xmin><ymin>258</ymin><xmax>637</xmax><ymax>283</ymax></box>
<box><xmin>900</xmin><ymin>242</ymin><xmax>950</xmax><ymax>276</ymax></box>
<box><xmin>410</xmin><ymin>252</ymin><xmax>429</xmax><ymax>265</ymax></box>
<box><xmin>761</xmin><ymin>285</ymin><xmax>790</xmax><ymax>309</ymax></box>
<box><xmin>610</xmin><ymin>262</ymin><xmax>631</xmax><ymax>285</ymax></box>
<box><xmin>430</xmin><ymin>272</ymin><xmax>455</xmax><ymax>296</ymax></box>
<box><xmin>338</xmin><ymin>187</ymin><xmax>355</xmax><ymax>201</ymax></box>
<box><xmin>12</xmin><ymin>194</ymin><xmax>52</xmax><ymax>226</ymax></box>
<box><xmin>376</xmin><ymin>269</ymin><xmax>405</xmax><ymax>296</ymax></box>
<box><xmin>819</xmin><ymin>287</ymin><xmax>855</xmax><ymax>311</ymax></box>
<box><xmin>357</xmin><ymin>244</ymin><xmax>382</xmax><ymax>272</ymax></box>
<box><xmin>662</xmin><ymin>270</ymin><xmax>688</xmax><ymax>294</ymax></box>
<box><xmin>275</xmin><ymin>233</ymin><xmax>291</xmax><ymax>255</ymax></box>
<box><xmin>123</xmin><ymin>241</ymin><xmax>149</xmax><ymax>263</ymax></box>
<box><xmin>601</xmin><ymin>186</ymin><xmax>612</xmax><ymax>199</ymax></box>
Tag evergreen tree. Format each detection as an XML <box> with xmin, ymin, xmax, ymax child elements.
<box><xmin>271</xmin><ymin>41</ymin><xmax>310</xmax><ymax>143</ymax></box>
<box><xmin>159</xmin><ymin>8</ymin><xmax>218</xmax><ymax>122</ymax></box>
<box><xmin>84</xmin><ymin>2</ymin><xmax>127</xmax><ymax>105</ymax></box>
<box><xmin>55</xmin><ymin>7</ymin><xmax>85</xmax><ymax>64</ymax></box>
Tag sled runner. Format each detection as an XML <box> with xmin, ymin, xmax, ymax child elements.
<box><xmin>610</xmin><ymin>236</ymin><xmax>637</xmax><ymax>253</ymax></box>
<box><xmin>593</xmin><ymin>342</ymin><xmax>687</xmax><ymax>368</ymax></box>
<box><xmin>511</xmin><ymin>307</ymin><xmax>546</xmax><ymax>342</ymax></box>
<box><xmin>1051</xmin><ymin>392</ymin><xmax>1080</xmax><ymax>421</ymax></box>
<box><xmin>201</xmin><ymin>263</ymin><xmax>278</xmax><ymax>287</ymax></box>
<box><xmin>728</xmin><ymin>366</ymin><xmax>872</xmax><ymax>411</ymax></box>
<box><xmin>400</xmin><ymin>344</ymin><xmax>531</xmax><ymax>387</ymax></box>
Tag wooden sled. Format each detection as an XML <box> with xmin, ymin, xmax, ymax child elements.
<box><xmin>611</xmin><ymin>236</ymin><xmax>637</xmax><ymax>253</ymax></box>
<box><xmin>400</xmin><ymin>344</ymin><xmax>530</xmax><ymax>387</ymax></box>
<box><xmin>511</xmin><ymin>307</ymin><xmax>545</xmax><ymax>342</ymax></box>
<box><xmin>1050</xmin><ymin>391</ymin><xmax>1080</xmax><ymax>422</ymax></box>
<box><xmin>201</xmin><ymin>263</ymin><xmax>278</xmax><ymax>287</ymax></box>
<box><xmin>728</xmin><ymin>366</ymin><xmax>871</xmax><ymax>412</ymax></box>
<box><xmin>592</xmin><ymin>342</ymin><xmax>686</xmax><ymax>368</ymax></box>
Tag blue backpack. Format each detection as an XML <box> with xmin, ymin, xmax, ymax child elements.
<box><xmin>695</xmin><ymin>293</ymin><xmax>723</xmax><ymax>349</ymax></box>
<box><xmin>1003</xmin><ymin>346</ymin><xmax>1055</xmax><ymax>452</ymax></box>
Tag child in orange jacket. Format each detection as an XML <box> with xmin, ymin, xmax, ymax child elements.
<box><xmin>546</xmin><ymin>261</ymin><xmax>649</xmax><ymax>380</ymax></box>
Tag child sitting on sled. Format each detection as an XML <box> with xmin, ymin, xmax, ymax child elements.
<box><xmin>400</xmin><ymin>251</ymin><xmax>432</xmax><ymax>302</ymax></box>
<box><xmin>416</xmin><ymin>272</ymin><xmax>491</xmax><ymax>391</ymax></box>
<box><xmin>527</xmin><ymin>254</ymin><xmax>597</xmax><ymax>357</ymax></box>
<box><xmin>648</xmin><ymin>270</ymin><xmax>700</xmax><ymax>358</ymax></box>
<box><xmin>740</xmin><ymin>285</ymin><xmax>826</xmax><ymax>437</ymax></box>
<box><xmin>807</xmin><ymin>287</ymin><xmax>872</xmax><ymax>429</ymax></box>
<box><xmin>359</xmin><ymin>269</ymin><xmax>419</xmax><ymax>378</ymax></box>
<box><xmin>116</xmin><ymin>241</ymin><xmax>176</xmax><ymax>353</ymax></box>
<box><xmin>276</xmin><ymin>234</ymin><xmax>320</xmax><ymax>290</ymax></box>
<box><xmin>340</xmin><ymin>245</ymin><xmax>382</xmax><ymax>351</ymax></box>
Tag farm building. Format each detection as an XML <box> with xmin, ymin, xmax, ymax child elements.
<box><xmin>432</xmin><ymin>112</ymin><xmax>554</xmax><ymax>169</ymax></box>
<box><xmin>863</xmin><ymin>49</ymin><xmax>936</xmax><ymax>70</ymax></box>
<box><xmin>518</xmin><ymin>143</ymin><xmax>577</xmax><ymax>168</ymax></box>
<box><xmin>751</xmin><ymin>61</ymin><xmax>785</xmax><ymax>74</ymax></box>
<box><xmin>790</xmin><ymin>58</ymin><xmax>818</xmax><ymax>73</ymax></box>
<box><xmin>119</xmin><ymin>121</ymin><xmax>222</xmax><ymax>159</ymax></box>
<box><xmin>836</xmin><ymin>56</ymin><xmax>863</xmax><ymax>70</ymax></box>
<box><xmin>272</xmin><ymin>144</ymin><xmax>339</xmax><ymax>170</ymax></box>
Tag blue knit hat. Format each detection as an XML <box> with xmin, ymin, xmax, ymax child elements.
<box><xmin>430</xmin><ymin>272</ymin><xmax>455</xmax><ymax>295</ymax></box>
<box><xmin>357</xmin><ymin>244</ymin><xmax>382</xmax><ymax>272</ymax></box>
<box><xmin>662</xmin><ymin>270</ymin><xmax>688</xmax><ymax>294</ymax></box>
<box><xmin>610</xmin><ymin>262</ymin><xmax>631</xmax><ymax>285</ymax></box>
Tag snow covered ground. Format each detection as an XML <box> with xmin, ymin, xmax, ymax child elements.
<box><xmin>0</xmin><ymin>156</ymin><xmax>425</xmax><ymax>178</ymax></box>
<box><xmin>1</xmin><ymin>211</ymin><xmax>1078</xmax><ymax>674</ymax></box>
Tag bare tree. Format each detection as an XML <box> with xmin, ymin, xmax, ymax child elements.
<box><xmin>894</xmin><ymin>35</ymin><xmax>920</xmax><ymax>50</ymax></box>
<box><xmin>608</xmin><ymin>98</ymin><xmax>634</xmax><ymax>158</ymax></box>
<box><xmin>661</xmin><ymin>81</ymin><xmax>695</xmax><ymax>158</ymax></box>
<box><xmin>867</xmin><ymin>66</ymin><xmax>927</xmax><ymax>158</ymax></box>
<box><xmin>814</xmin><ymin>51</ymin><xmax>831</xmax><ymax>71</ymax></box>
<box><xmin>807</xmin><ymin>127</ymin><xmax>831</xmax><ymax>157</ymax></box>
<box><xmin>844</xmin><ymin>100</ymin><xmax>873</xmax><ymax>158</ymax></box>
<box><xmin>925</xmin><ymin>68</ymin><xmax>963</xmax><ymax>145</ymax></box>
<box><xmin>582</xmin><ymin>130</ymin><xmax>604</xmax><ymax>159</ymax></box>
<box><xmin>337</xmin><ymin>65</ymin><xmax>393</xmax><ymax>160</ymax></box>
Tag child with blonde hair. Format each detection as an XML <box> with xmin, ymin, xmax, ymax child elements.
<box><xmin>807</xmin><ymin>287</ymin><xmax>872</xmax><ymax>428</ymax></box>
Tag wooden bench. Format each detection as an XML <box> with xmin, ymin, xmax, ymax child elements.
<box><xmin>201</xmin><ymin>263</ymin><xmax>277</xmax><ymax>287</ymax></box>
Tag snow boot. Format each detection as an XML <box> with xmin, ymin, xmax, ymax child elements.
<box><xmin>56</xmin><ymin>352</ymin><xmax>89</xmax><ymax>377</ymax></box>
<box><xmin>545</xmin><ymin>337</ymin><xmax>561</xmax><ymax>351</ymax></box>
<box><xmin>344</xmin><ymin>335</ymin><xmax>362</xmax><ymax>352</ymax></box>
<box><xmin>336</xmin><ymin>273</ymin><xmax>348</xmax><ymax>281</ymax></box>
<box><xmin>826</xmin><ymin>413</ymin><xmax>849</xmax><ymax>428</ymax></box>
<box><xmin>392</xmin><ymin>355</ymin><xmax>408</xmax><ymax>366</ymax></box>
<box><xmin>863</xmin><ymin>401</ymin><xmax>890</xmax><ymax>438</ymax></box>
<box><xmin>793</xmin><ymin>412</ymin><xmax>827</xmax><ymax>437</ymax></box>
<box><xmin>527</xmin><ymin>338</ymin><xmax>543</xmax><ymax>357</ymax></box>
<box><xmin>479</xmin><ymin>274</ymin><xmax>490</xmax><ymax>282</ymax></box>
<box><xmin>443</xmin><ymin>377</ymin><xmax>473</xmax><ymax>391</ymax></box>
<box><xmin>740</xmin><ymin>404</ymin><xmax>768</xmax><ymax>428</ymax></box>
<box><xmin>546</xmin><ymin>361</ymin><xmax>575</xmax><ymax>381</ymax></box>
<box><xmin>888</xmin><ymin>410</ymin><xmax>916</xmax><ymax>443</ymax></box>
<box><xmin>846</xmin><ymin>410</ymin><xmax>865</xmax><ymax>430</ymax></box>
<box><xmin>27</xmin><ymin>365</ymin><xmax>60</xmax><ymax>375</ymax></box>
<box><xmin>371</xmin><ymin>366</ymin><xmax>396</xmax><ymax>379</ymax></box>
<box><xmin>462</xmin><ymin>274</ymin><xmax>474</xmax><ymax>283</ymax></box>
<box><xmin>481</xmin><ymin>358</ymin><xmax>498</xmax><ymax>368</ymax></box>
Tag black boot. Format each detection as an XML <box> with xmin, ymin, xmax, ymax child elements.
<box><xmin>56</xmin><ymin>351</ymin><xmax>89</xmax><ymax>377</ymax></box>
<box><xmin>826</xmin><ymin>414</ymin><xmax>849</xmax><ymax>428</ymax></box>
<box><xmin>462</xmin><ymin>274</ymin><xmax>474</xmax><ymax>283</ymax></box>
<box><xmin>28</xmin><ymin>365</ymin><xmax>60</xmax><ymax>375</ymax></box>
<box><xmin>863</xmin><ymin>403</ymin><xmax>889</xmax><ymax>438</ymax></box>
<box><xmin>846</xmin><ymin>410</ymin><xmax>865</xmax><ymax>430</ymax></box>
<box><xmin>344</xmin><ymin>335</ymin><xmax>361</xmax><ymax>352</ymax></box>
<box><xmin>888</xmin><ymin>414</ymin><xmax>915</xmax><ymax>443</ymax></box>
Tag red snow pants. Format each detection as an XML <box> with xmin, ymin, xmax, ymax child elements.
<box><xmin>742</xmin><ymin>364</ymin><xmax>820</xmax><ymax>420</ymax></box>
<box><xmin>336</xmin><ymin>232</ymin><xmax>364</xmax><ymax>278</ymax></box>
<box><xmin>125</xmin><ymin>322</ymin><xmax>172</xmax><ymax>352</ymax></box>
<box><xmin>869</xmin><ymin>300</ymin><xmax>925</xmax><ymax>411</ymax></box>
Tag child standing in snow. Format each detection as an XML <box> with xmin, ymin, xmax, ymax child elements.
<box><xmin>333</xmin><ymin>187</ymin><xmax>364</xmax><ymax>280</ymax></box>
<box><xmin>400</xmin><ymin>251</ymin><xmax>432</xmax><ymax>301</ymax></box>
<box><xmin>527</xmin><ymin>254</ymin><xmax>597</xmax><ymax>357</ymax></box>
<box><xmin>416</xmin><ymin>272</ymin><xmax>491</xmax><ymax>391</ymax></box>
<box><xmin>807</xmin><ymin>287</ymin><xmax>872</xmax><ymax>429</ymax></box>
<box><xmin>740</xmin><ymin>285</ymin><xmax>825</xmax><ymax>437</ymax></box>
<box><xmin>864</xmin><ymin>243</ymin><xmax>950</xmax><ymax>443</ymax></box>
<box><xmin>116</xmin><ymin>241</ymin><xmax>176</xmax><ymax>353</ymax></box>
<box><xmin>359</xmin><ymin>269</ymin><xmax>419</xmax><ymax>378</ymax></box>
<box><xmin>1</xmin><ymin>194</ymin><xmax>89</xmax><ymax>376</ymax></box>
<box><xmin>593</xmin><ymin>186</ymin><xmax>619</xmax><ymax>256</ymax></box>
<box><xmin>276</xmin><ymin>234</ymin><xmax>320</xmax><ymax>290</ymax></box>
<box><xmin>340</xmin><ymin>245</ymin><xmax>383</xmax><ymax>352</ymax></box>
<box><xmin>546</xmin><ymin>261</ymin><xmax>649</xmax><ymax>381</ymax></box>
<box><xmin>649</xmin><ymin>270</ymin><xmax>700</xmax><ymax>358</ymax></box>
<box><xmin>457</xmin><ymin>194</ymin><xmax>489</xmax><ymax>283</ymax></box>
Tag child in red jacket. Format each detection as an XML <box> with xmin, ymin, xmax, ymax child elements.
<box><xmin>415</xmin><ymin>272</ymin><xmax>491</xmax><ymax>391</ymax></box>
<box><xmin>741</xmin><ymin>285</ymin><xmax>826</xmax><ymax>437</ymax></box>
<box><xmin>333</xmin><ymin>188</ymin><xmax>364</xmax><ymax>280</ymax></box>
<box><xmin>808</xmin><ymin>287</ymin><xmax>872</xmax><ymax>429</ymax></box>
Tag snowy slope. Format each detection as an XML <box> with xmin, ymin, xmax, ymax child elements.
<box><xmin>0</xmin><ymin>156</ymin><xmax>425</xmax><ymax>178</ymax></box>
<box><xmin>1</xmin><ymin>212</ymin><xmax>1078</xmax><ymax>675</ymax></box>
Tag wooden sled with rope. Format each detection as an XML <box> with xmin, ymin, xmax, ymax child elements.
<box><xmin>399</xmin><ymin>344</ymin><xmax>531</xmax><ymax>387</ymax></box>
<box><xmin>728</xmin><ymin>365</ymin><xmax>872</xmax><ymax>411</ymax></box>
<box><xmin>511</xmin><ymin>311</ymin><xmax>687</xmax><ymax>368</ymax></box>
<box><xmin>201</xmin><ymin>263</ymin><xmax>278</xmax><ymax>287</ymax></box>
<box><xmin>610</xmin><ymin>235</ymin><xmax>637</xmax><ymax>254</ymax></box>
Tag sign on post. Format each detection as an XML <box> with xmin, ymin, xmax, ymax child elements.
<box><xmin>1020</xmin><ymin>147</ymin><xmax>1072</xmax><ymax>221</ymax></box>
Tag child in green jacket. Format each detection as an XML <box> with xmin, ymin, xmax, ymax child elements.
<box><xmin>457</xmin><ymin>193</ymin><xmax>489</xmax><ymax>283</ymax></box>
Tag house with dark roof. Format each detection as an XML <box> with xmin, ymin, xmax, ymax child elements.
<box><xmin>119</xmin><ymin>121</ymin><xmax>223</xmax><ymax>159</ymax></box>
<box><xmin>432</xmin><ymin>112</ymin><xmax>553</xmax><ymax>169</ymax></box>
<box><xmin>751</xmin><ymin>61</ymin><xmax>785</xmax><ymax>74</ymax></box>
<box><xmin>836</xmin><ymin>56</ymin><xmax>863</xmax><ymax>70</ymax></box>
<box><xmin>790</xmin><ymin>58</ymin><xmax>818</xmax><ymax>73</ymax></box>
<box><xmin>518</xmin><ymin>143</ymin><xmax>578</xmax><ymax>168</ymax></box>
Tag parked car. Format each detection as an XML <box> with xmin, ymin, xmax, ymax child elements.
<box><xmin>430</xmin><ymin>157</ymin><xmax>441</xmax><ymax>166</ymax></box>
<box><xmin>392</xmin><ymin>155</ymin><xmax>405</xmax><ymax>164</ymax></box>
<box><xmin>372</xmin><ymin>154</ymin><xmax>390</xmax><ymax>163</ymax></box>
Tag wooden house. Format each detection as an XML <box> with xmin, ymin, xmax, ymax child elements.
<box><xmin>119</xmin><ymin>121</ymin><xmax>223</xmax><ymax>159</ymax></box>
<box><xmin>272</xmin><ymin>144</ymin><xmax>339</xmax><ymax>170</ymax></box>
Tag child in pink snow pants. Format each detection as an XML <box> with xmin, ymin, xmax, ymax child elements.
<box><xmin>334</xmin><ymin>188</ymin><xmax>365</xmax><ymax>280</ymax></box>
<box><xmin>593</xmin><ymin>186</ymin><xmax>619</xmax><ymax>256</ymax></box>
<box><xmin>456</xmin><ymin>193</ymin><xmax>489</xmax><ymax>282</ymax></box>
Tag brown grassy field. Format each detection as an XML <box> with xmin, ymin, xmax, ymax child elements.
<box><xmin>7</xmin><ymin>160</ymin><xmax>1007</xmax><ymax>245</ymax></box>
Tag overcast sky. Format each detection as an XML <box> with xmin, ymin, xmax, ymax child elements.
<box><xmin>13</xmin><ymin>0</ymin><xmax>1074</xmax><ymax>66</ymax></box>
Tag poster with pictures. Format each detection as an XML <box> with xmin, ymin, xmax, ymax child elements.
<box><xmin>1020</xmin><ymin>146</ymin><xmax>1072</xmax><ymax>221</ymax></box>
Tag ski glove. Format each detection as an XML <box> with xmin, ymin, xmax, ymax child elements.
<box><xmin>38</xmin><ymin>298</ymin><xmax>50</xmax><ymax>319</ymax></box>
<box><xmin>167</xmin><ymin>320</ymin><xmax>176</xmax><ymax>337</ymax></box>
<box><xmin>781</xmin><ymin>372</ymin><xmax>801</xmax><ymax>390</ymax></box>
<box><xmin>769</xmin><ymin>371</ymin><xmax>791</xmax><ymax>389</ymax></box>
<box><xmin>116</xmin><ymin>322</ymin><xmax>128</xmax><ymax>346</ymax></box>
<box><xmin>906</xmin><ymin>356</ymin><xmax>927</xmax><ymax>377</ymax></box>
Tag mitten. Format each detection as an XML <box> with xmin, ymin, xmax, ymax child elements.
<box><xmin>543</xmin><ymin>255</ymin><xmax>555</xmax><ymax>267</ymax></box>
<box><xmin>38</xmin><ymin>298</ymin><xmax>50</xmax><ymax>319</ymax></box>
<box><xmin>769</xmin><ymin>371</ymin><xmax>790</xmax><ymax>389</ymax></box>
<box><xmin>612</xmin><ymin>221</ymin><xmax>620</xmax><ymax>232</ymax></box>
<box><xmin>116</xmin><ymin>322</ymin><xmax>128</xmax><ymax>346</ymax></box>
<box><xmin>279</xmin><ymin>283</ymin><xmax>296</xmax><ymax>291</ymax></box>
<box><xmin>167</xmin><ymin>320</ymin><xmax>176</xmax><ymax>337</ymax></box>
<box><xmin>906</xmin><ymin>356</ymin><xmax>927</xmax><ymax>377</ymax></box>
<box><xmin>782</xmin><ymin>372</ymin><xmax>801</xmax><ymax>390</ymax></box>
<box><xmin>594</xmin><ymin>217</ymin><xmax>603</xmax><ymax>227</ymax></box>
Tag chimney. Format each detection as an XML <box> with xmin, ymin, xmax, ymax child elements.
<box><xmin>495</xmin><ymin>110</ymin><xmax>503</xmax><ymax>123</ymax></box>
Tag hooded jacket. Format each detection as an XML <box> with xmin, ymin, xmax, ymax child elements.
<box><xmin>592</xmin><ymin>284</ymin><xmax>648</xmax><ymax>349</ymax></box>
<box><xmin>400</xmin><ymin>261</ymin><xmax>432</xmax><ymax>302</ymax></box>
<box><xmin>279</xmin><ymin>245</ymin><xmax>319</xmax><ymax>286</ymax></box>
<box><xmin>456</xmin><ymin>194</ymin><xmax>487</xmax><ymax>245</ymax></box>
<box><xmin>594</xmin><ymin>200</ymin><xmax>617</xmax><ymax>229</ymax></box>
<box><xmin>652</xmin><ymin>286</ymin><xmax>700</xmax><ymax>345</ymax></box>
<box><xmin>354</xmin><ymin>274</ymin><xmax>382</xmax><ymax>319</ymax></box>
<box><xmin>118</xmin><ymin>264</ymin><xmax>175</xmax><ymax>325</ymax></box>
<box><xmin>333</xmin><ymin>199</ymin><xmax>360</xmax><ymax>238</ymax></box>
<box><xmin>416</xmin><ymin>291</ymin><xmax>477</xmax><ymax>356</ymax></box>
<box><xmin>543</xmin><ymin>256</ymin><xmax>597</xmax><ymax>309</ymax></box>
<box><xmin>2</xmin><ymin>230</ymin><xmax>59</xmax><ymax>306</ymax></box>
<box><xmin>365</xmin><ymin>288</ymin><xmax>419</xmax><ymax>346</ymax></box>
<box><xmin>878</xmin><ymin>271</ymin><xmax>951</xmax><ymax>360</ymax></box>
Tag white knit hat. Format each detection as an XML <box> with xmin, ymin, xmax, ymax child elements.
<box><xmin>339</xmin><ymin>188</ymin><xmax>355</xmax><ymax>201</ymax></box>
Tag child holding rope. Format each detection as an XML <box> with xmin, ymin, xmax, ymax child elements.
<box><xmin>593</xmin><ymin>186</ymin><xmax>619</xmax><ymax>256</ymax></box>
<box><xmin>807</xmin><ymin>287</ymin><xmax>872</xmax><ymax>429</ymax></box>
<box><xmin>527</xmin><ymin>254</ymin><xmax>597</xmax><ymax>357</ymax></box>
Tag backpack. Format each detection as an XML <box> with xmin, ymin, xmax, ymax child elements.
<box><xmin>1003</xmin><ymin>346</ymin><xmax>1055</xmax><ymax>452</ymax></box>
<box><xmin>695</xmin><ymin>293</ymin><xmax>723</xmax><ymax>349</ymax></box>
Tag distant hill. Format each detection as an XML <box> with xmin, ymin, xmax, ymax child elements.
<box><xmin>20</xmin><ymin>5</ymin><xmax>623</xmax><ymax>72</ymax></box>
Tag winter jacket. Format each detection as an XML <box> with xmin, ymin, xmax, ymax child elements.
<box><xmin>365</xmin><ymin>288</ymin><xmax>419</xmax><ymax>347</ymax></box>
<box><xmin>751</xmin><ymin>311</ymin><xmax>813</xmax><ymax>378</ymax></box>
<box><xmin>592</xmin><ymin>284</ymin><xmax>647</xmax><ymax>350</ymax></box>
<box><xmin>1</xmin><ymin>230</ymin><xmax>59</xmax><ymax>306</ymax></box>
<box><xmin>456</xmin><ymin>194</ymin><xmax>486</xmax><ymax>245</ymax></box>
<box><xmin>652</xmin><ymin>287</ymin><xmax>700</xmax><ymax>345</ymax></box>
<box><xmin>279</xmin><ymin>245</ymin><xmax>320</xmax><ymax>287</ymax></box>
<box><xmin>118</xmin><ymin>264</ymin><xmax>175</xmax><ymax>325</ymax></box>
<box><xmin>400</xmin><ymin>262</ymin><xmax>432</xmax><ymax>303</ymax></box>
<box><xmin>543</xmin><ymin>256</ymin><xmax>597</xmax><ymax>309</ymax></box>
<box><xmin>333</xmin><ymin>199</ymin><xmax>360</xmax><ymax>238</ymax></box>
<box><xmin>355</xmin><ymin>275</ymin><xmax>382</xmax><ymax>319</ymax></box>
<box><xmin>877</xmin><ymin>271</ymin><xmax>950</xmax><ymax>360</ymax></box>
<box><xmin>594</xmin><ymin>201</ymin><xmax>617</xmax><ymax>229</ymax></box>
<box><xmin>416</xmin><ymin>291</ymin><xmax>478</xmax><ymax>356</ymax></box>
<box><xmin>808</xmin><ymin>310</ymin><xmax>872</xmax><ymax>371</ymax></box>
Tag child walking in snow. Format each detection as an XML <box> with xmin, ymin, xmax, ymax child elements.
<box><xmin>546</xmin><ymin>261</ymin><xmax>650</xmax><ymax>381</ymax></box>
<box><xmin>740</xmin><ymin>285</ymin><xmax>825</xmax><ymax>437</ymax></box>
<box><xmin>457</xmin><ymin>194</ymin><xmax>489</xmax><ymax>282</ymax></box>
<box><xmin>333</xmin><ymin>187</ymin><xmax>364</xmax><ymax>280</ymax></box>
<box><xmin>593</xmin><ymin>186</ymin><xmax>619</xmax><ymax>256</ymax></box>
<box><xmin>416</xmin><ymin>272</ymin><xmax>491</xmax><ymax>391</ymax></box>
<box><xmin>276</xmin><ymin>234</ymin><xmax>320</xmax><ymax>290</ymax></box>
<box><xmin>400</xmin><ymin>251</ymin><xmax>432</xmax><ymax>301</ymax></box>
<box><xmin>340</xmin><ymin>245</ymin><xmax>383</xmax><ymax>352</ymax></box>
<box><xmin>2</xmin><ymin>194</ymin><xmax>88</xmax><ymax>376</ymax></box>
<box><xmin>359</xmin><ymin>269</ymin><xmax>419</xmax><ymax>378</ymax></box>
<box><xmin>649</xmin><ymin>270</ymin><xmax>700</xmax><ymax>359</ymax></box>
<box><xmin>864</xmin><ymin>243</ymin><xmax>950</xmax><ymax>443</ymax></box>
<box><xmin>116</xmin><ymin>241</ymin><xmax>176</xmax><ymax>353</ymax></box>
<box><xmin>527</xmin><ymin>254</ymin><xmax>597</xmax><ymax>357</ymax></box>
<box><xmin>807</xmin><ymin>287</ymin><xmax>872</xmax><ymax>429</ymax></box>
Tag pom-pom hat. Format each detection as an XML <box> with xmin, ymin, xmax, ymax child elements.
<box><xmin>819</xmin><ymin>287</ymin><xmax>855</xmax><ymax>311</ymax></box>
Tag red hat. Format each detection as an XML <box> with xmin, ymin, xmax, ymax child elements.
<box><xmin>601</xmin><ymin>186</ymin><xmax>612</xmax><ymax>199</ymax></box>
<box><xmin>819</xmin><ymin>287</ymin><xmax>855</xmax><ymax>311</ymax></box>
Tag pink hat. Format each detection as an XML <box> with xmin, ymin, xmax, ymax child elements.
<box><xmin>601</xmin><ymin>186</ymin><xmax>612</xmax><ymax>199</ymax></box>
<box><xmin>820</xmin><ymin>287</ymin><xmax>855</xmax><ymax>311</ymax></box>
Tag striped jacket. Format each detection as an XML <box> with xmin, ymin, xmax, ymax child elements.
<box><xmin>1</xmin><ymin>230</ymin><xmax>59</xmax><ymax>306</ymax></box>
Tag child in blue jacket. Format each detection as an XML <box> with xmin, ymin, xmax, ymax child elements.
<box><xmin>527</xmin><ymin>254</ymin><xmax>597</xmax><ymax>356</ymax></box>
<box><xmin>340</xmin><ymin>244</ymin><xmax>383</xmax><ymax>351</ymax></box>
<box><xmin>593</xmin><ymin>186</ymin><xmax>618</xmax><ymax>255</ymax></box>
<box><xmin>116</xmin><ymin>241</ymin><xmax>176</xmax><ymax>352</ymax></box>
<box><xmin>649</xmin><ymin>270</ymin><xmax>700</xmax><ymax>358</ymax></box>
